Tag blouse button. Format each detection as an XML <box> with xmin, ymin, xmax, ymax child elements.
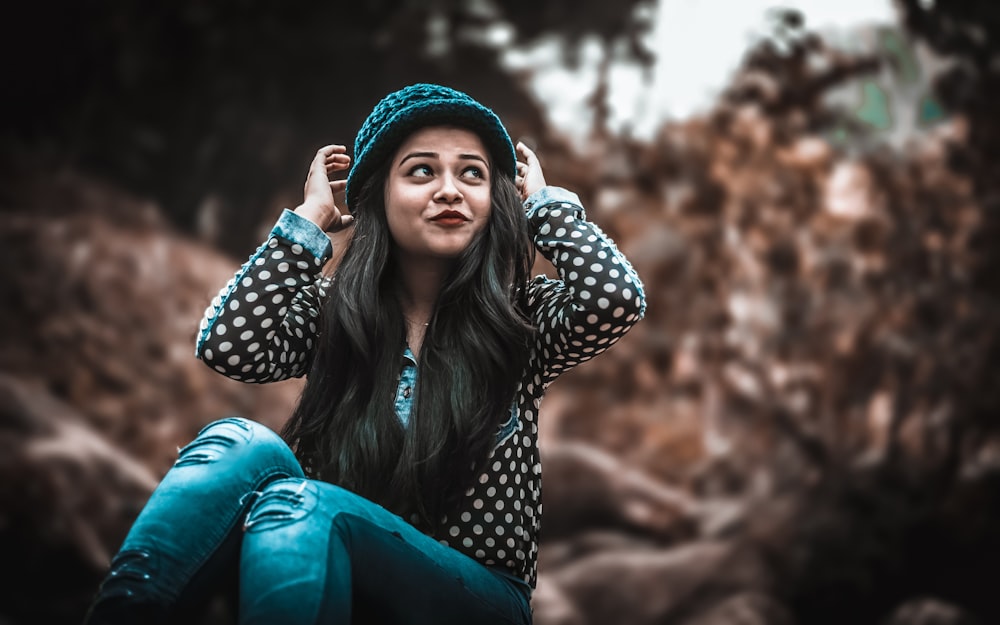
<box><xmin>403</xmin><ymin>386</ymin><xmax>412</xmax><ymax>398</ymax></box>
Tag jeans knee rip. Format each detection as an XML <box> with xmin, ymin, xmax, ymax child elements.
<box><xmin>243</xmin><ymin>479</ymin><xmax>315</xmax><ymax>532</ymax></box>
<box><xmin>175</xmin><ymin>421</ymin><xmax>255</xmax><ymax>467</ymax></box>
<box><xmin>101</xmin><ymin>549</ymin><xmax>156</xmax><ymax>598</ymax></box>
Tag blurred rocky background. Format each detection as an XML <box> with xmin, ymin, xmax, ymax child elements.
<box><xmin>2</xmin><ymin>1</ymin><xmax>999</xmax><ymax>624</ymax></box>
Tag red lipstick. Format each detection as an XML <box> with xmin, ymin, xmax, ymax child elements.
<box><xmin>429</xmin><ymin>210</ymin><xmax>469</xmax><ymax>227</ymax></box>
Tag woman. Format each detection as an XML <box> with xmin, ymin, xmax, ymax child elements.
<box><xmin>85</xmin><ymin>83</ymin><xmax>645</xmax><ymax>624</ymax></box>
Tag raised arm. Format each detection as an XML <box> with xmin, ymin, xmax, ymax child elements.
<box><xmin>515</xmin><ymin>143</ymin><xmax>646</xmax><ymax>383</ymax></box>
<box><xmin>195</xmin><ymin>145</ymin><xmax>353</xmax><ymax>382</ymax></box>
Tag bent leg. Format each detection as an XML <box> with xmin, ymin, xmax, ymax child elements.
<box><xmin>240</xmin><ymin>478</ymin><xmax>531</xmax><ymax>625</ymax></box>
<box><xmin>85</xmin><ymin>417</ymin><xmax>304</xmax><ymax>624</ymax></box>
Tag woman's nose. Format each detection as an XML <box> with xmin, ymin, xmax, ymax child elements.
<box><xmin>433</xmin><ymin>173</ymin><xmax>463</xmax><ymax>203</ymax></box>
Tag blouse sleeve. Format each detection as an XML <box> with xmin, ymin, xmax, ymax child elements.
<box><xmin>195</xmin><ymin>209</ymin><xmax>333</xmax><ymax>383</ymax></box>
<box><xmin>523</xmin><ymin>186</ymin><xmax>646</xmax><ymax>384</ymax></box>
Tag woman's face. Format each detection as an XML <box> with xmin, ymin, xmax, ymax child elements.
<box><xmin>384</xmin><ymin>126</ymin><xmax>492</xmax><ymax>263</ymax></box>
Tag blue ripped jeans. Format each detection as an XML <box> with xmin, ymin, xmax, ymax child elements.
<box><xmin>85</xmin><ymin>417</ymin><xmax>532</xmax><ymax>625</ymax></box>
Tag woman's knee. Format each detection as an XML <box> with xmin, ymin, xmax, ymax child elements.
<box><xmin>243</xmin><ymin>479</ymin><xmax>366</xmax><ymax>535</ymax></box>
<box><xmin>175</xmin><ymin>417</ymin><xmax>300</xmax><ymax>474</ymax></box>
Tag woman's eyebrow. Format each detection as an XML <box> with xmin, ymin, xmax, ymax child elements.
<box><xmin>399</xmin><ymin>151</ymin><xmax>438</xmax><ymax>165</ymax></box>
<box><xmin>399</xmin><ymin>152</ymin><xmax>489</xmax><ymax>166</ymax></box>
<box><xmin>458</xmin><ymin>153</ymin><xmax>489</xmax><ymax>166</ymax></box>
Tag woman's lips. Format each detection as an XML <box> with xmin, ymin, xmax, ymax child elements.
<box><xmin>432</xmin><ymin>217</ymin><xmax>467</xmax><ymax>226</ymax></box>
<box><xmin>429</xmin><ymin>211</ymin><xmax>469</xmax><ymax>227</ymax></box>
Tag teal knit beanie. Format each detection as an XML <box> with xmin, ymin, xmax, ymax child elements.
<box><xmin>345</xmin><ymin>83</ymin><xmax>516</xmax><ymax>210</ymax></box>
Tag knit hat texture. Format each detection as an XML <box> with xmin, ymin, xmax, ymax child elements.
<box><xmin>345</xmin><ymin>83</ymin><xmax>516</xmax><ymax>210</ymax></box>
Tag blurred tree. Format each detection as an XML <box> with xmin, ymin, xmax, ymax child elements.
<box><xmin>722</xmin><ymin>8</ymin><xmax>883</xmax><ymax>140</ymax></box>
<box><xmin>896</xmin><ymin>0</ymin><xmax>1000</xmax><ymax>282</ymax></box>
<box><xmin>895</xmin><ymin>0</ymin><xmax>1000</xmax><ymax>518</ymax></box>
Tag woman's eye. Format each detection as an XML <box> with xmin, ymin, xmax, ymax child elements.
<box><xmin>409</xmin><ymin>164</ymin><xmax>433</xmax><ymax>177</ymax></box>
<box><xmin>461</xmin><ymin>166</ymin><xmax>485</xmax><ymax>179</ymax></box>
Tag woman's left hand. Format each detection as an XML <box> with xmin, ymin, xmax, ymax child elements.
<box><xmin>515</xmin><ymin>142</ymin><xmax>546</xmax><ymax>201</ymax></box>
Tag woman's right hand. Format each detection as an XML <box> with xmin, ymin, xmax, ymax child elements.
<box><xmin>294</xmin><ymin>145</ymin><xmax>354</xmax><ymax>232</ymax></box>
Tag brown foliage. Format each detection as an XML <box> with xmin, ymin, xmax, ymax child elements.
<box><xmin>0</xmin><ymin>174</ymin><xmax>303</xmax><ymax>623</ymax></box>
<box><xmin>528</xmin><ymin>14</ymin><xmax>1000</xmax><ymax>624</ymax></box>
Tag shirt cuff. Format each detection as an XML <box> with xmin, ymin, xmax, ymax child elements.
<box><xmin>272</xmin><ymin>209</ymin><xmax>333</xmax><ymax>261</ymax></box>
<box><xmin>523</xmin><ymin>186</ymin><xmax>584</xmax><ymax>219</ymax></box>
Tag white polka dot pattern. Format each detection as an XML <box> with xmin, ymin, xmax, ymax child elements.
<box><xmin>196</xmin><ymin>210</ymin><xmax>331</xmax><ymax>384</ymax></box>
<box><xmin>195</xmin><ymin>187</ymin><xmax>645</xmax><ymax>588</ymax></box>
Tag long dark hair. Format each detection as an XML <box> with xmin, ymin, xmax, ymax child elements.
<box><xmin>282</xmin><ymin>140</ymin><xmax>535</xmax><ymax>525</ymax></box>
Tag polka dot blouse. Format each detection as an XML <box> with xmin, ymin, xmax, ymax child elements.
<box><xmin>196</xmin><ymin>186</ymin><xmax>646</xmax><ymax>588</ymax></box>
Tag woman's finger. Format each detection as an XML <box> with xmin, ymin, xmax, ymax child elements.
<box><xmin>329</xmin><ymin>180</ymin><xmax>347</xmax><ymax>192</ymax></box>
<box><xmin>310</xmin><ymin>149</ymin><xmax>332</xmax><ymax>180</ymax></box>
<box><xmin>516</xmin><ymin>142</ymin><xmax>539</xmax><ymax>166</ymax></box>
<box><xmin>317</xmin><ymin>145</ymin><xmax>347</xmax><ymax>168</ymax></box>
<box><xmin>326</xmin><ymin>214</ymin><xmax>354</xmax><ymax>233</ymax></box>
<box><xmin>515</xmin><ymin>141</ymin><xmax>545</xmax><ymax>199</ymax></box>
<box><xmin>326</xmin><ymin>156</ymin><xmax>351</xmax><ymax>172</ymax></box>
